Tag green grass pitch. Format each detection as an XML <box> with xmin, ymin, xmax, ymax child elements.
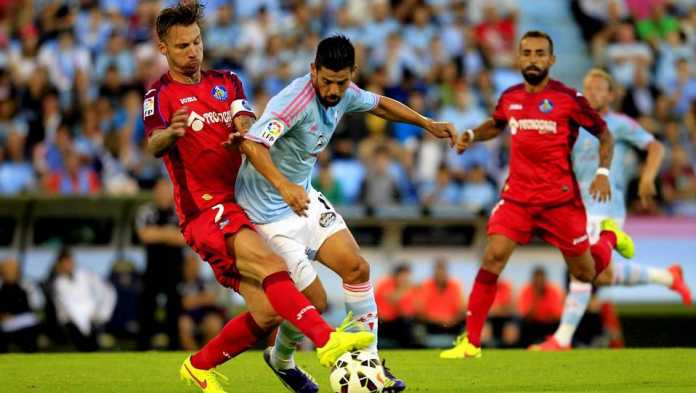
<box><xmin>1</xmin><ymin>349</ymin><xmax>695</xmax><ymax>392</ymax></box>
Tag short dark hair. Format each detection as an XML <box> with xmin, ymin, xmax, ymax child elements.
<box><xmin>155</xmin><ymin>1</ymin><xmax>204</xmax><ymax>41</ymax></box>
<box><xmin>315</xmin><ymin>35</ymin><xmax>355</xmax><ymax>72</ymax></box>
<box><xmin>520</xmin><ymin>30</ymin><xmax>554</xmax><ymax>55</ymax></box>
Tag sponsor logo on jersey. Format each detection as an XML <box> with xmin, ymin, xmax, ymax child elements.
<box><xmin>179</xmin><ymin>96</ymin><xmax>197</xmax><ymax>104</ymax></box>
<box><xmin>211</xmin><ymin>85</ymin><xmax>228</xmax><ymax>101</ymax></box>
<box><xmin>187</xmin><ymin>110</ymin><xmax>233</xmax><ymax>131</ymax></box>
<box><xmin>202</xmin><ymin>193</ymin><xmax>213</xmax><ymax>201</ymax></box>
<box><xmin>143</xmin><ymin>97</ymin><xmax>155</xmax><ymax>117</ymax></box>
<box><xmin>539</xmin><ymin>99</ymin><xmax>554</xmax><ymax>113</ymax></box>
<box><xmin>509</xmin><ymin>117</ymin><xmax>558</xmax><ymax>135</ymax></box>
<box><xmin>509</xmin><ymin>104</ymin><xmax>523</xmax><ymax>110</ymax></box>
<box><xmin>572</xmin><ymin>234</ymin><xmax>589</xmax><ymax>245</ymax></box>
<box><xmin>260</xmin><ymin>120</ymin><xmax>284</xmax><ymax>144</ymax></box>
<box><xmin>319</xmin><ymin>211</ymin><xmax>336</xmax><ymax>228</ymax></box>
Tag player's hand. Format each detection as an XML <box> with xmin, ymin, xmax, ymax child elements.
<box><xmin>222</xmin><ymin>132</ymin><xmax>245</xmax><ymax>150</ymax></box>
<box><xmin>280</xmin><ymin>182</ymin><xmax>310</xmax><ymax>217</ymax></box>
<box><xmin>455</xmin><ymin>131</ymin><xmax>473</xmax><ymax>154</ymax></box>
<box><xmin>590</xmin><ymin>174</ymin><xmax>611</xmax><ymax>203</ymax></box>
<box><xmin>425</xmin><ymin>120</ymin><xmax>457</xmax><ymax>146</ymax></box>
<box><xmin>638</xmin><ymin>178</ymin><xmax>657</xmax><ymax>208</ymax></box>
<box><xmin>168</xmin><ymin>106</ymin><xmax>189</xmax><ymax>138</ymax></box>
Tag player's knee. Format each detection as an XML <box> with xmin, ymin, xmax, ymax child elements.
<box><xmin>341</xmin><ymin>257</ymin><xmax>370</xmax><ymax>284</ymax></box>
<box><xmin>251</xmin><ymin>310</ymin><xmax>283</xmax><ymax>331</ymax></box>
<box><xmin>570</xmin><ymin>265</ymin><xmax>595</xmax><ymax>283</ymax></box>
<box><xmin>482</xmin><ymin>247</ymin><xmax>508</xmax><ymax>274</ymax></box>
<box><xmin>594</xmin><ymin>267</ymin><xmax>614</xmax><ymax>286</ymax></box>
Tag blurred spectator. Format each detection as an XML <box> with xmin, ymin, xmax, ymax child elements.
<box><xmin>360</xmin><ymin>145</ymin><xmax>400</xmax><ymax>207</ymax></box>
<box><xmin>375</xmin><ymin>263</ymin><xmax>419</xmax><ymax>348</ymax></box>
<box><xmin>419</xmin><ymin>164</ymin><xmax>460</xmax><ymax>206</ymax></box>
<box><xmin>49</xmin><ymin>247</ymin><xmax>116</xmax><ymax>351</ymax></box>
<box><xmin>0</xmin><ymin>131</ymin><xmax>35</xmax><ymax>194</ymax></box>
<box><xmin>621</xmin><ymin>66</ymin><xmax>660</xmax><ymax>120</ymax></box>
<box><xmin>37</xmin><ymin>29</ymin><xmax>90</xmax><ymax>105</ymax></box>
<box><xmin>605</xmin><ymin>22</ymin><xmax>653</xmax><ymax>87</ymax></box>
<box><xmin>483</xmin><ymin>279</ymin><xmax>520</xmax><ymax>348</ymax></box>
<box><xmin>461</xmin><ymin>165</ymin><xmax>497</xmax><ymax>214</ymax></box>
<box><xmin>0</xmin><ymin>258</ymin><xmax>42</xmax><ymax>352</ymax></box>
<box><xmin>661</xmin><ymin>145</ymin><xmax>696</xmax><ymax>208</ymax></box>
<box><xmin>362</xmin><ymin>0</ymin><xmax>399</xmax><ymax>51</ymax></box>
<box><xmin>135</xmin><ymin>177</ymin><xmax>185</xmax><ymax>350</ymax></box>
<box><xmin>45</xmin><ymin>148</ymin><xmax>101</xmax><ymax>195</ymax></box>
<box><xmin>517</xmin><ymin>266</ymin><xmax>565</xmax><ymax>347</ymax></box>
<box><xmin>8</xmin><ymin>25</ymin><xmax>41</xmax><ymax>85</ymax></box>
<box><xmin>664</xmin><ymin>58</ymin><xmax>696</xmax><ymax>116</ymax></box>
<box><xmin>415</xmin><ymin>258</ymin><xmax>465</xmax><ymax>334</ymax></box>
<box><xmin>95</xmin><ymin>32</ymin><xmax>136</xmax><ymax>84</ymax></box>
<box><xmin>474</xmin><ymin>3</ymin><xmax>516</xmax><ymax>67</ymax></box>
<box><xmin>106</xmin><ymin>259</ymin><xmax>141</xmax><ymax>339</ymax></box>
<box><xmin>633</xmin><ymin>1</ymin><xmax>681</xmax><ymax>44</ymax></box>
<box><xmin>178</xmin><ymin>254</ymin><xmax>225</xmax><ymax>351</ymax></box>
<box><xmin>312</xmin><ymin>161</ymin><xmax>344</xmax><ymax>205</ymax></box>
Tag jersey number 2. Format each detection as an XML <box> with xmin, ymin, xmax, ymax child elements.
<box><xmin>212</xmin><ymin>204</ymin><xmax>224</xmax><ymax>223</ymax></box>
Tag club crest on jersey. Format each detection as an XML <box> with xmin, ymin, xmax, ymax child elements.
<box><xmin>539</xmin><ymin>99</ymin><xmax>554</xmax><ymax>113</ymax></box>
<box><xmin>211</xmin><ymin>85</ymin><xmax>228</xmax><ymax>101</ymax></box>
<box><xmin>319</xmin><ymin>212</ymin><xmax>336</xmax><ymax>228</ymax></box>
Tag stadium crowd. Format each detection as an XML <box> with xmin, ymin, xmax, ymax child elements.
<box><xmin>0</xmin><ymin>0</ymin><xmax>694</xmax><ymax>215</ymax></box>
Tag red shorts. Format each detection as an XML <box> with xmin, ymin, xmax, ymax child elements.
<box><xmin>182</xmin><ymin>202</ymin><xmax>254</xmax><ymax>292</ymax></box>
<box><xmin>487</xmin><ymin>198</ymin><xmax>590</xmax><ymax>257</ymax></box>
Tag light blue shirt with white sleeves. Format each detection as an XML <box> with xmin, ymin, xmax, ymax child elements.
<box><xmin>236</xmin><ymin>74</ymin><xmax>379</xmax><ymax>224</ymax></box>
<box><xmin>572</xmin><ymin>111</ymin><xmax>655</xmax><ymax>220</ymax></box>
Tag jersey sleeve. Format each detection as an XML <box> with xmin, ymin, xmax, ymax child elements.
<box><xmin>143</xmin><ymin>86</ymin><xmax>171</xmax><ymax>138</ymax></box>
<box><xmin>615</xmin><ymin>115</ymin><xmax>654</xmax><ymax>150</ymax></box>
<box><xmin>244</xmin><ymin>89</ymin><xmax>304</xmax><ymax>148</ymax></box>
<box><xmin>344</xmin><ymin>82</ymin><xmax>379</xmax><ymax>113</ymax></box>
<box><xmin>226</xmin><ymin>71</ymin><xmax>256</xmax><ymax>120</ymax></box>
<box><xmin>491</xmin><ymin>93</ymin><xmax>508</xmax><ymax>127</ymax></box>
<box><xmin>570</xmin><ymin>92</ymin><xmax>607</xmax><ymax>136</ymax></box>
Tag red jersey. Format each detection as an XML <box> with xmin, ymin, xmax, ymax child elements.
<box><xmin>492</xmin><ymin>79</ymin><xmax>607</xmax><ymax>205</ymax></box>
<box><xmin>143</xmin><ymin>70</ymin><xmax>255</xmax><ymax>226</ymax></box>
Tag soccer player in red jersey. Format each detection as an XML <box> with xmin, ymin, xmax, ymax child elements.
<box><xmin>143</xmin><ymin>3</ymin><xmax>372</xmax><ymax>392</ymax></box>
<box><xmin>440</xmin><ymin>30</ymin><xmax>635</xmax><ymax>359</ymax></box>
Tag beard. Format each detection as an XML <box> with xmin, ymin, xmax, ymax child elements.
<box><xmin>317</xmin><ymin>92</ymin><xmax>341</xmax><ymax>107</ymax></box>
<box><xmin>522</xmin><ymin>66</ymin><xmax>548</xmax><ymax>85</ymax></box>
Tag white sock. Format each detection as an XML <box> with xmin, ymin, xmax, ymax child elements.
<box><xmin>612</xmin><ymin>262</ymin><xmax>674</xmax><ymax>287</ymax></box>
<box><xmin>553</xmin><ymin>282</ymin><xmax>593</xmax><ymax>347</ymax></box>
<box><xmin>343</xmin><ymin>282</ymin><xmax>378</xmax><ymax>353</ymax></box>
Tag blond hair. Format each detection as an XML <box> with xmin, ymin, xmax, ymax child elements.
<box><xmin>584</xmin><ymin>68</ymin><xmax>614</xmax><ymax>91</ymax></box>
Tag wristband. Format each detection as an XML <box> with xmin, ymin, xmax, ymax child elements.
<box><xmin>596</xmin><ymin>167</ymin><xmax>610</xmax><ymax>177</ymax></box>
<box><xmin>464</xmin><ymin>128</ymin><xmax>475</xmax><ymax>142</ymax></box>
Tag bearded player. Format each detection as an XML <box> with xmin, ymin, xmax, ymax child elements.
<box><xmin>439</xmin><ymin>30</ymin><xmax>634</xmax><ymax>359</ymax></box>
<box><xmin>144</xmin><ymin>4</ymin><xmax>373</xmax><ymax>392</ymax></box>
<box><xmin>529</xmin><ymin>68</ymin><xmax>692</xmax><ymax>351</ymax></box>
<box><xmin>233</xmin><ymin>35</ymin><xmax>456</xmax><ymax>392</ymax></box>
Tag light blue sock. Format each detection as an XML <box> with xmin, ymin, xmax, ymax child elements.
<box><xmin>552</xmin><ymin>281</ymin><xmax>593</xmax><ymax>347</ymax></box>
<box><xmin>612</xmin><ymin>261</ymin><xmax>673</xmax><ymax>286</ymax></box>
<box><xmin>271</xmin><ymin>321</ymin><xmax>304</xmax><ymax>370</ymax></box>
<box><xmin>343</xmin><ymin>282</ymin><xmax>378</xmax><ymax>353</ymax></box>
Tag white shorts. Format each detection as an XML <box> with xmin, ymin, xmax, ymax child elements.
<box><xmin>256</xmin><ymin>189</ymin><xmax>347</xmax><ymax>291</ymax></box>
<box><xmin>586</xmin><ymin>214</ymin><xmax>625</xmax><ymax>244</ymax></box>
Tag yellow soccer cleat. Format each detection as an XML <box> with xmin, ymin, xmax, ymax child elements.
<box><xmin>600</xmin><ymin>219</ymin><xmax>634</xmax><ymax>259</ymax></box>
<box><xmin>439</xmin><ymin>333</ymin><xmax>482</xmax><ymax>359</ymax></box>
<box><xmin>180</xmin><ymin>356</ymin><xmax>229</xmax><ymax>393</ymax></box>
<box><xmin>316</xmin><ymin>312</ymin><xmax>375</xmax><ymax>368</ymax></box>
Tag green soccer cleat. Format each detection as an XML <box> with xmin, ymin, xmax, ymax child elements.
<box><xmin>180</xmin><ymin>356</ymin><xmax>229</xmax><ymax>393</ymax></box>
<box><xmin>439</xmin><ymin>333</ymin><xmax>482</xmax><ymax>359</ymax></box>
<box><xmin>600</xmin><ymin>219</ymin><xmax>634</xmax><ymax>259</ymax></box>
<box><xmin>316</xmin><ymin>312</ymin><xmax>375</xmax><ymax>368</ymax></box>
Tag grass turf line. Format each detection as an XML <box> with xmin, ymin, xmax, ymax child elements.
<box><xmin>1</xmin><ymin>349</ymin><xmax>695</xmax><ymax>393</ymax></box>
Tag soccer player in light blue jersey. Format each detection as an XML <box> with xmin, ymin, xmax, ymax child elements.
<box><xmin>235</xmin><ymin>35</ymin><xmax>456</xmax><ymax>392</ymax></box>
<box><xmin>531</xmin><ymin>68</ymin><xmax>692</xmax><ymax>351</ymax></box>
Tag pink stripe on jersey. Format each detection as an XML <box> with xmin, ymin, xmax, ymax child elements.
<box><xmin>348</xmin><ymin>82</ymin><xmax>361</xmax><ymax>92</ymax></box>
<box><xmin>284</xmin><ymin>89</ymin><xmax>315</xmax><ymax>122</ymax></box>
<box><xmin>279</xmin><ymin>82</ymin><xmax>312</xmax><ymax>120</ymax></box>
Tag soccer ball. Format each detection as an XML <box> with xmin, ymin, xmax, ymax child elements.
<box><xmin>329</xmin><ymin>350</ymin><xmax>386</xmax><ymax>393</ymax></box>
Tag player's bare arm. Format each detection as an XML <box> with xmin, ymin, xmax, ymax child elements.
<box><xmin>147</xmin><ymin>106</ymin><xmax>189</xmax><ymax>157</ymax></box>
<box><xmin>638</xmin><ymin>140</ymin><xmax>664</xmax><ymax>207</ymax></box>
<box><xmin>240</xmin><ymin>139</ymin><xmax>310</xmax><ymax>216</ymax></box>
<box><xmin>223</xmin><ymin>114</ymin><xmax>257</xmax><ymax>149</ymax></box>
<box><xmin>455</xmin><ymin>118</ymin><xmax>506</xmax><ymax>154</ymax></box>
<box><xmin>589</xmin><ymin>127</ymin><xmax>614</xmax><ymax>202</ymax></box>
<box><xmin>370</xmin><ymin>95</ymin><xmax>457</xmax><ymax>145</ymax></box>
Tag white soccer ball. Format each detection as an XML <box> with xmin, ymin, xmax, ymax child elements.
<box><xmin>329</xmin><ymin>350</ymin><xmax>386</xmax><ymax>393</ymax></box>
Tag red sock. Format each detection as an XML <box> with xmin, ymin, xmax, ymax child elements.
<box><xmin>466</xmin><ymin>268</ymin><xmax>499</xmax><ymax>347</ymax></box>
<box><xmin>191</xmin><ymin>312</ymin><xmax>266</xmax><ymax>370</ymax></box>
<box><xmin>262</xmin><ymin>271</ymin><xmax>332</xmax><ymax>347</ymax></box>
<box><xmin>590</xmin><ymin>231</ymin><xmax>616</xmax><ymax>277</ymax></box>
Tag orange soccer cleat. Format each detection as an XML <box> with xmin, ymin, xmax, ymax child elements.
<box><xmin>528</xmin><ymin>336</ymin><xmax>571</xmax><ymax>352</ymax></box>
<box><xmin>668</xmin><ymin>264</ymin><xmax>692</xmax><ymax>306</ymax></box>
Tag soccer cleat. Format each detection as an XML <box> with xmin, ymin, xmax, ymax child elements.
<box><xmin>316</xmin><ymin>312</ymin><xmax>375</xmax><ymax>368</ymax></box>
<box><xmin>600</xmin><ymin>219</ymin><xmax>634</xmax><ymax>259</ymax></box>
<box><xmin>439</xmin><ymin>333</ymin><xmax>482</xmax><ymax>359</ymax></box>
<box><xmin>381</xmin><ymin>358</ymin><xmax>406</xmax><ymax>392</ymax></box>
<box><xmin>263</xmin><ymin>347</ymin><xmax>319</xmax><ymax>393</ymax></box>
<box><xmin>668</xmin><ymin>264</ymin><xmax>692</xmax><ymax>306</ymax></box>
<box><xmin>180</xmin><ymin>356</ymin><xmax>229</xmax><ymax>393</ymax></box>
<box><xmin>528</xmin><ymin>336</ymin><xmax>571</xmax><ymax>352</ymax></box>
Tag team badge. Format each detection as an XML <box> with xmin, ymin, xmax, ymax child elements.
<box><xmin>211</xmin><ymin>85</ymin><xmax>228</xmax><ymax>101</ymax></box>
<box><xmin>539</xmin><ymin>99</ymin><xmax>553</xmax><ymax>113</ymax></box>
<box><xmin>319</xmin><ymin>212</ymin><xmax>336</xmax><ymax>228</ymax></box>
<box><xmin>261</xmin><ymin>120</ymin><xmax>284</xmax><ymax>144</ymax></box>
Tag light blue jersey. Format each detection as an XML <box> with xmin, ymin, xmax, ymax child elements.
<box><xmin>572</xmin><ymin>111</ymin><xmax>654</xmax><ymax>219</ymax></box>
<box><xmin>236</xmin><ymin>74</ymin><xmax>379</xmax><ymax>223</ymax></box>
